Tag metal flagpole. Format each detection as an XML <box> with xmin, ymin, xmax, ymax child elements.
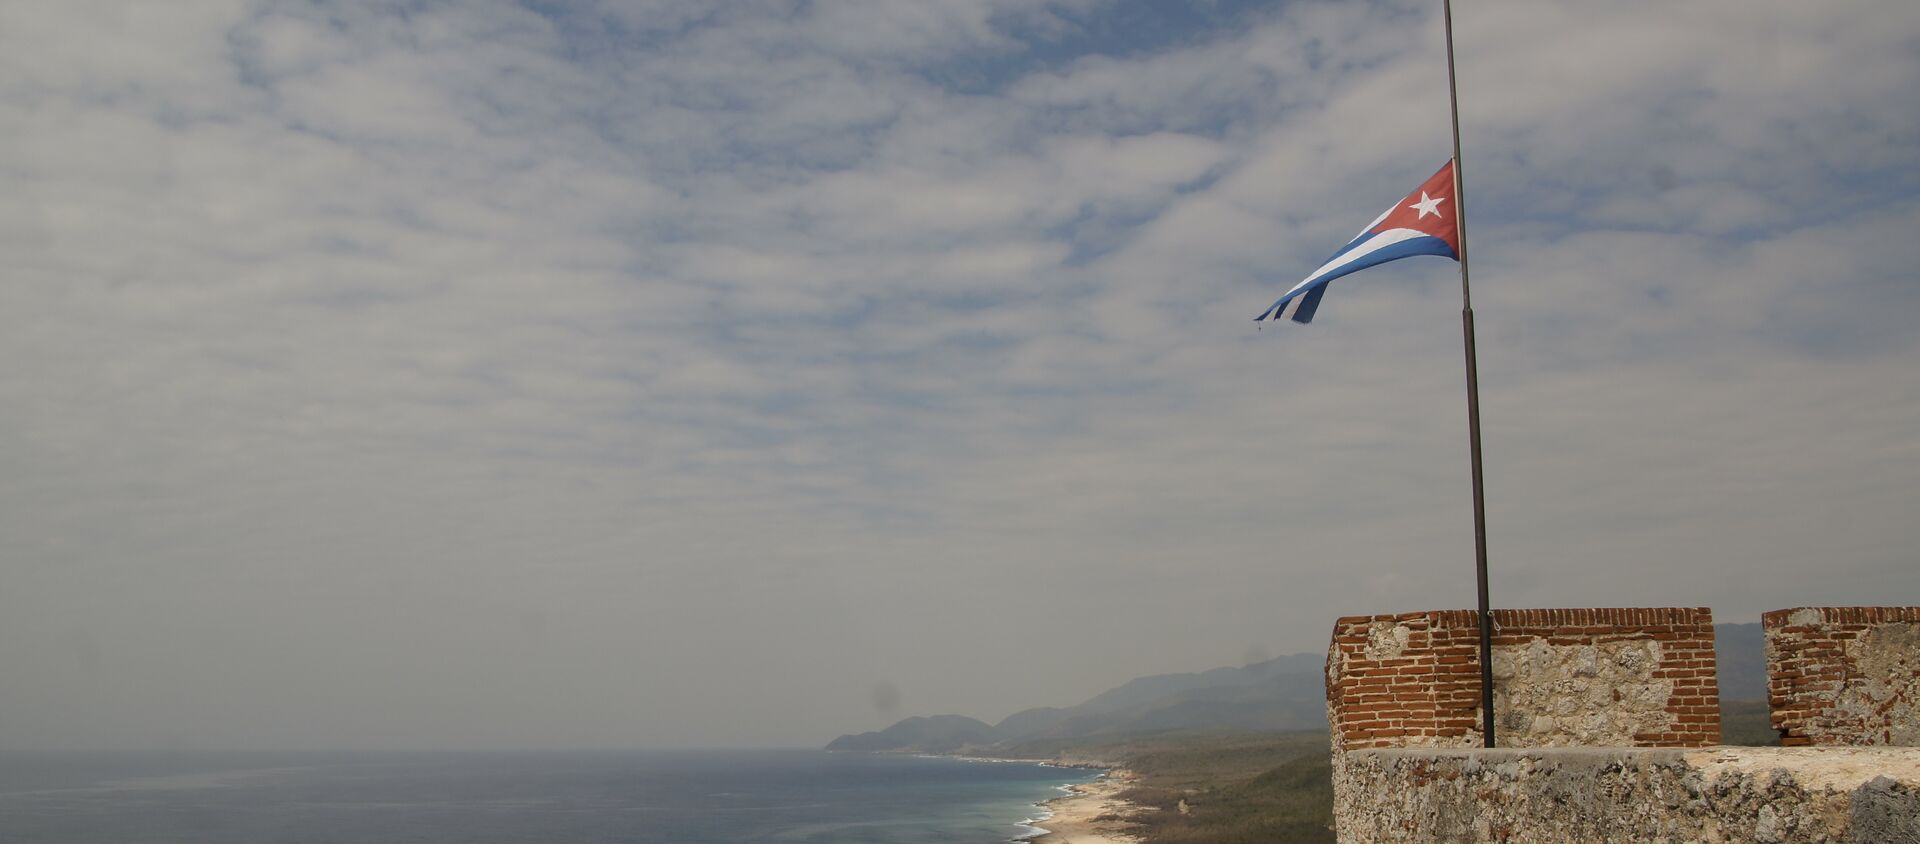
<box><xmin>1441</xmin><ymin>0</ymin><xmax>1496</xmax><ymax>749</ymax></box>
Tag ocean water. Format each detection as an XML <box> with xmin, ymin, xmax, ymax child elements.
<box><xmin>0</xmin><ymin>750</ymin><xmax>1099</xmax><ymax>843</ymax></box>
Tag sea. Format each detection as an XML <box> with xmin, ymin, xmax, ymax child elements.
<box><xmin>0</xmin><ymin>749</ymin><xmax>1101</xmax><ymax>843</ymax></box>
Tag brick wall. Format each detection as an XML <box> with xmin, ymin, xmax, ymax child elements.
<box><xmin>1325</xmin><ymin>608</ymin><xmax>1719</xmax><ymax>751</ymax></box>
<box><xmin>1764</xmin><ymin>606</ymin><xmax>1920</xmax><ymax>746</ymax></box>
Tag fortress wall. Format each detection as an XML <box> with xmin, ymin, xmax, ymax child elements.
<box><xmin>1327</xmin><ymin>606</ymin><xmax>1920</xmax><ymax>842</ymax></box>
<box><xmin>1766</xmin><ymin>606</ymin><xmax>1920</xmax><ymax>746</ymax></box>
<box><xmin>1325</xmin><ymin>607</ymin><xmax>1719</xmax><ymax>751</ymax></box>
<box><xmin>1332</xmin><ymin>746</ymin><xmax>1920</xmax><ymax>843</ymax></box>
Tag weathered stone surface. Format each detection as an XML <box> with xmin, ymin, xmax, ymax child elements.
<box><xmin>1850</xmin><ymin>776</ymin><xmax>1920</xmax><ymax>843</ymax></box>
<box><xmin>1842</xmin><ymin>625</ymin><xmax>1920</xmax><ymax>745</ymax></box>
<box><xmin>1332</xmin><ymin>747</ymin><xmax>1920</xmax><ymax>843</ymax></box>
<box><xmin>1489</xmin><ymin>637</ymin><xmax>1671</xmax><ymax>747</ymax></box>
<box><xmin>1766</xmin><ymin>607</ymin><xmax>1920</xmax><ymax>746</ymax></box>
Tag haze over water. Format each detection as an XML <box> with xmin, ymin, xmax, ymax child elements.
<box><xmin>0</xmin><ymin>750</ymin><xmax>1094</xmax><ymax>844</ymax></box>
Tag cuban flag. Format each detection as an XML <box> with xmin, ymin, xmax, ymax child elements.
<box><xmin>1256</xmin><ymin>161</ymin><xmax>1461</xmax><ymax>324</ymax></box>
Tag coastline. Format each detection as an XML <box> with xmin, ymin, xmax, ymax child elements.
<box><xmin>1025</xmin><ymin>768</ymin><xmax>1143</xmax><ymax>844</ymax></box>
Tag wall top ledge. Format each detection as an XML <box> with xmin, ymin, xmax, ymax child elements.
<box><xmin>1763</xmin><ymin>606</ymin><xmax>1920</xmax><ymax>626</ymax></box>
<box><xmin>1343</xmin><ymin>746</ymin><xmax>1920</xmax><ymax>791</ymax></box>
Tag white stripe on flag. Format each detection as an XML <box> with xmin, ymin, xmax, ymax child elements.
<box><xmin>1285</xmin><ymin>228</ymin><xmax>1429</xmax><ymax>298</ymax></box>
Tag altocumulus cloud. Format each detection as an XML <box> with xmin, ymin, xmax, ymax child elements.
<box><xmin>0</xmin><ymin>0</ymin><xmax>1916</xmax><ymax>749</ymax></box>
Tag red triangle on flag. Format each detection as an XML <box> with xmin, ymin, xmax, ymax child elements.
<box><xmin>1370</xmin><ymin>162</ymin><xmax>1459</xmax><ymax>256</ymax></box>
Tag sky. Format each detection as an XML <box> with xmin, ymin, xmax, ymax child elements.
<box><xmin>3</xmin><ymin>0</ymin><xmax>1917</xmax><ymax>750</ymax></box>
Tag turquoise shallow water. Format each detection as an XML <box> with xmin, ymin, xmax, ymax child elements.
<box><xmin>0</xmin><ymin>749</ymin><xmax>1099</xmax><ymax>843</ymax></box>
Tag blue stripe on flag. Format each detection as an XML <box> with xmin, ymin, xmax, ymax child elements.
<box><xmin>1291</xmin><ymin>284</ymin><xmax>1327</xmax><ymax>323</ymax></box>
<box><xmin>1255</xmin><ymin>234</ymin><xmax>1458</xmax><ymax>322</ymax></box>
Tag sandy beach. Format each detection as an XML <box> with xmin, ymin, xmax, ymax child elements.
<box><xmin>1029</xmin><ymin>769</ymin><xmax>1144</xmax><ymax>844</ymax></box>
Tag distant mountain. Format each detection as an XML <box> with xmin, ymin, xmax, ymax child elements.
<box><xmin>828</xmin><ymin>623</ymin><xmax>1769</xmax><ymax>752</ymax></box>
<box><xmin>992</xmin><ymin>653</ymin><xmax>1328</xmax><ymax>744</ymax></box>
<box><xmin>825</xmin><ymin>714</ymin><xmax>1000</xmax><ymax>753</ymax></box>
<box><xmin>1070</xmin><ymin>652</ymin><xmax>1324</xmax><ymax>715</ymax></box>
<box><xmin>991</xmin><ymin>706</ymin><xmax>1074</xmax><ymax>739</ymax></box>
<box><xmin>1716</xmin><ymin>622</ymin><xmax>1766</xmax><ymax>701</ymax></box>
<box><xmin>1085</xmin><ymin>680</ymin><xmax>1328</xmax><ymax>736</ymax></box>
<box><xmin>826</xmin><ymin>653</ymin><xmax>1329</xmax><ymax>753</ymax></box>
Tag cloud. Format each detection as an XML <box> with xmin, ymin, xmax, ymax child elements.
<box><xmin>1</xmin><ymin>0</ymin><xmax>1916</xmax><ymax>749</ymax></box>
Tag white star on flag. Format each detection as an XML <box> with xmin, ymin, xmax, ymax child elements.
<box><xmin>1409</xmin><ymin>191</ymin><xmax>1445</xmax><ymax>218</ymax></box>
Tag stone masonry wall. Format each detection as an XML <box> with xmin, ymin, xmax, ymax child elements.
<box><xmin>1325</xmin><ymin>608</ymin><xmax>1719</xmax><ymax>751</ymax></box>
<box><xmin>1333</xmin><ymin>747</ymin><xmax>1920</xmax><ymax>843</ymax></box>
<box><xmin>1766</xmin><ymin>606</ymin><xmax>1920</xmax><ymax>746</ymax></box>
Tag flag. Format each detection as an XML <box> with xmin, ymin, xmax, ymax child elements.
<box><xmin>1256</xmin><ymin>161</ymin><xmax>1461</xmax><ymax>324</ymax></box>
